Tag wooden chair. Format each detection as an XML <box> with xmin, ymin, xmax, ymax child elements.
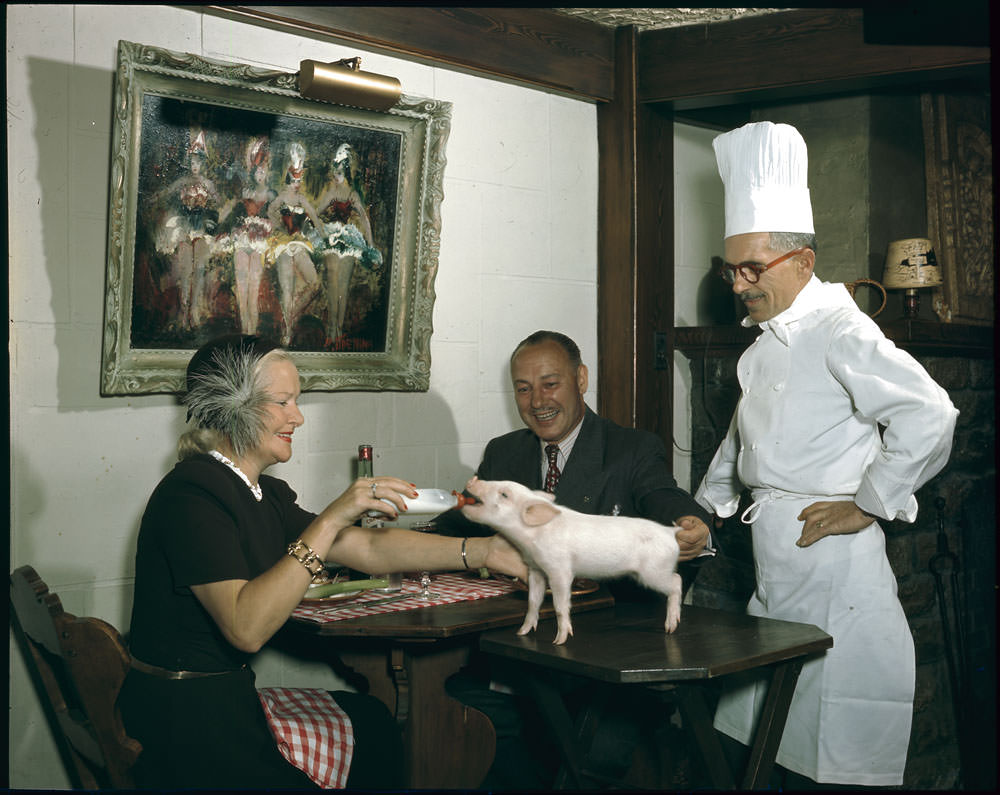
<box><xmin>9</xmin><ymin>565</ymin><xmax>141</xmax><ymax>789</ymax></box>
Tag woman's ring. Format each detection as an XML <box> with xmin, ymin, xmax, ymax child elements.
<box><xmin>370</xmin><ymin>481</ymin><xmax>378</xmax><ymax>498</ymax></box>
<box><xmin>817</xmin><ymin>522</ymin><xmax>824</xmax><ymax>528</ymax></box>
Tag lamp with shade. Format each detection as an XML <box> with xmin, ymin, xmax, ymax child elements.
<box><xmin>882</xmin><ymin>238</ymin><xmax>943</xmax><ymax>319</ymax></box>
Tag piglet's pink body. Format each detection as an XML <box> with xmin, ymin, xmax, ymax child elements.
<box><xmin>461</xmin><ymin>477</ymin><xmax>682</xmax><ymax>645</ymax></box>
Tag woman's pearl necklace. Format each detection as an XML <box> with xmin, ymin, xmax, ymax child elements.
<box><xmin>209</xmin><ymin>450</ymin><xmax>262</xmax><ymax>501</ymax></box>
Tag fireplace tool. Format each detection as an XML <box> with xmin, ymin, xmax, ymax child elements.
<box><xmin>928</xmin><ymin>496</ymin><xmax>970</xmax><ymax>782</ymax></box>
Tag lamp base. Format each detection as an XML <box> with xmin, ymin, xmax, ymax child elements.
<box><xmin>902</xmin><ymin>288</ymin><xmax>921</xmax><ymax>319</ymax></box>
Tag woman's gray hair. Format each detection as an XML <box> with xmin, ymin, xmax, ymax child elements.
<box><xmin>178</xmin><ymin>336</ymin><xmax>291</xmax><ymax>460</ymax></box>
<box><xmin>177</xmin><ymin>426</ymin><xmax>226</xmax><ymax>460</ymax></box>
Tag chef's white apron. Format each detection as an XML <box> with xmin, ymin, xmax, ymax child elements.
<box><xmin>713</xmin><ymin>489</ymin><xmax>914</xmax><ymax>786</ymax></box>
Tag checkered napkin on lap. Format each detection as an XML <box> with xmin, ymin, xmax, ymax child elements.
<box><xmin>258</xmin><ymin>687</ymin><xmax>354</xmax><ymax>788</ymax></box>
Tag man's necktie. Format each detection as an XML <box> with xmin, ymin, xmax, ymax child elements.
<box><xmin>544</xmin><ymin>444</ymin><xmax>561</xmax><ymax>493</ymax></box>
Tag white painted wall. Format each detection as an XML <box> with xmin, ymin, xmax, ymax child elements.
<box><xmin>7</xmin><ymin>4</ymin><xmax>598</xmax><ymax>787</ymax></box>
<box><xmin>672</xmin><ymin>123</ymin><xmax>726</xmax><ymax>492</ymax></box>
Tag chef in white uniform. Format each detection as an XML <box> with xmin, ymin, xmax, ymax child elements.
<box><xmin>696</xmin><ymin>121</ymin><xmax>958</xmax><ymax>787</ymax></box>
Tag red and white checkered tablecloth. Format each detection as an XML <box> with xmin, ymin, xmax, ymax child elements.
<box><xmin>258</xmin><ymin>686</ymin><xmax>353</xmax><ymax>789</ymax></box>
<box><xmin>291</xmin><ymin>572</ymin><xmax>517</xmax><ymax>623</ymax></box>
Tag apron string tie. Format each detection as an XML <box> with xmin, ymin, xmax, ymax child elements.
<box><xmin>741</xmin><ymin>490</ymin><xmax>856</xmax><ymax>525</ymax></box>
<box><xmin>740</xmin><ymin>499</ymin><xmax>768</xmax><ymax>525</ymax></box>
<box><xmin>740</xmin><ymin>491</ymin><xmax>791</xmax><ymax>524</ymax></box>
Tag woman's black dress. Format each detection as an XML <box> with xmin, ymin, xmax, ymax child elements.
<box><xmin>119</xmin><ymin>454</ymin><xmax>401</xmax><ymax>789</ymax></box>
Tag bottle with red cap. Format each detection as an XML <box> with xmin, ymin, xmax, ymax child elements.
<box><xmin>357</xmin><ymin>443</ymin><xmax>381</xmax><ymax>529</ymax></box>
<box><xmin>357</xmin><ymin>443</ymin><xmax>402</xmax><ymax>591</ymax></box>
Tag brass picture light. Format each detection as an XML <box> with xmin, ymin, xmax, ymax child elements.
<box><xmin>298</xmin><ymin>57</ymin><xmax>401</xmax><ymax>112</ymax></box>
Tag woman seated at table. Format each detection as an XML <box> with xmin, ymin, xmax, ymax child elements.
<box><xmin>119</xmin><ymin>333</ymin><xmax>527</xmax><ymax>789</ymax></box>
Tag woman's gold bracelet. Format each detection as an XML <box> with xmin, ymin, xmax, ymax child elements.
<box><xmin>287</xmin><ymin>539</ymin><xmax>325</xmax><ymax>577</ymax></box>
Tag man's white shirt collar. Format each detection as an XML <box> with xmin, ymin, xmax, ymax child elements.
<box><xmin>539</xmin><ymin>410</ymin><xmax>585</xmax><ymax>474</ymax></box>
<box><xmin>741</xmin><ymin>276</ymin><xmax>855</xmax><ymax>346</ymax></box>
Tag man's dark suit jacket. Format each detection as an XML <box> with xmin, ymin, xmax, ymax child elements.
<box><xmin>436</xmin><ymin>407</ymin><xmax>710</xmax><ymax>594</ymax></box>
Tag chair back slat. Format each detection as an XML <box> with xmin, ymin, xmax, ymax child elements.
<box><xmin>10</xmin><ymin>565</ymin><xmax>141</xmax><ymax>789</ymax></box>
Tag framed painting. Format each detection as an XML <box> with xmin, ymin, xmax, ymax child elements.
<box><xmin>101</xmin><ymin>41</ymin><xmax>452</xmax><ymax>393</ymax></box>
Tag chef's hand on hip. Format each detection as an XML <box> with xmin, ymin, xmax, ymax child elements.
<box><xmin>675</xmin><ymin>515</ymin><xmax>710</xmax><ymax>561</ymax></box>
<box><xmin>796</xmin><ymin>501</ymin><xmax>876</xmax><ymax>547</ymax></box>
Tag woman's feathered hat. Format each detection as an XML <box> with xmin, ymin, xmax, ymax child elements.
<box><xmin>183</xmin><ymin>334</ymin><xmax>282</xmax><ymax>456</ymax></box>
<box><xmin>245</xmin><ymin>136</ymin><xmax>270</xmax><ymax>172</ymax></box>
<box><xmin>286</xmin><ymin>141</ymin><xmax>306</xmax><ymax>181</ymax></box>
<box><xmin>187</xmin><ymin>129</ymin><xmax>208</xmax><ymax>161</ymax></box>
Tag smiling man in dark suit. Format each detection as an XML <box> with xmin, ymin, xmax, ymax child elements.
<box><xmin>441</xmin><ymin>329</ymin><xmax>712</xmax><ymax>593</ymax></box>
<box><xmin>442</xmin><ymin>331</ymin><xmax>713</xmax><ymax>789</ymax></box>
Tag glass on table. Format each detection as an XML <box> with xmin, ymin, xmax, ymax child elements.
<box><xmin>411</xmin><ymin>520</ymin><xmax>442</xmax><ymax>600</ymax></box>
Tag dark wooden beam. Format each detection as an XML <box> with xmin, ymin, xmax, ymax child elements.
<box><xmin>596</xmin><ymin>27</ymin><xmax>675</xmax><ymax>449</ymax></box>
<box><xmin>634</xmin><ymin>102</ymin><xmax>674</xmax><ymax>445</ymax></box>
<box><xmin>596</xmin><ymin>27</ymin><xmax>638</xmax><ymax>427</ymax></box>
<box><xmin>201</xmin><ymin>5</ymin><xmax>614</xmax><ymax>101</ymax></box>
<box><xmin>638</xmin><ymin>7</ymin><xmax>990</xmax><ymax>107</ymax></box>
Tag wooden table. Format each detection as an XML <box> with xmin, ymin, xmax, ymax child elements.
<box><xmin>479</xmin><ymin>602</ymin><xmax>833</xmax><ymax>790</ymax></box>
<box><xmin>287</xmin><ymin>580</ymin><xmax>614</xmax><ymax>789</ymax></box>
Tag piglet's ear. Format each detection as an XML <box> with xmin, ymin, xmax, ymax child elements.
<box><xmin>522</xmin><ymin>501</ymin><xmax>560</xmax><ymax>527</ymax></box>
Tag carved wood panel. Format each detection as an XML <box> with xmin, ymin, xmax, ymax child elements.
<box><xmin>922</xmin><ymin>93</ymin><xmax>994</xmax><ymax>325</ymax></box>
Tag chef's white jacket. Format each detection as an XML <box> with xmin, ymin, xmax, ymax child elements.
<box><xmin>698</xmin><ymin>276</ymin><xmax>957</xmax><ymax>523</ymax></box>
<box><xmin>696</xmin><ymin>275</ymin><xmax>958</xmax><ymax>785</ymax></box>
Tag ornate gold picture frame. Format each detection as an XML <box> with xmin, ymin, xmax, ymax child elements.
<box><xmin>101</xmin><ymin>41</ymin><xmax>451</xmax><ymax>393</ymax></box>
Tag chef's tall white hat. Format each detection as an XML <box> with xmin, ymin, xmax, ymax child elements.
<box><xmin>713</xmin><ymin>121</ymin><xmax>814</xmax><ymax>238</ymax></box>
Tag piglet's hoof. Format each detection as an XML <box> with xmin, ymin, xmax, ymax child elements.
<box><xmin>552</xmin><ymin>627</ymin><xmax>573</xmax><ymax>645</ymax></box>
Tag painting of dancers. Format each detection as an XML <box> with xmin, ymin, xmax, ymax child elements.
<box><xmin>102</xmin><ymin>41</ymin><xmax>451</xmax><ymax>393</ymax></box>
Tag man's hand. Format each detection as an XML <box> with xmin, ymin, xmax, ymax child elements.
<box><xmin>483</xmin><ymin>534</ymin><xmax>529</xmax><ymax>580</ymax></box>
<box><xmin>675</xmin><ymin>515</ymin><xmax>710</xmax><ymax>561</ymax></box>
<box><xmin>797</xmin><ymin>501</ymin><xmax>876</xmax><ymax>547</ymax></box>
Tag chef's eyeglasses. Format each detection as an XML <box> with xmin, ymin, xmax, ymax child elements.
<box><xmin>718</xmin><ymin>247</ymin><xmax>808</xmax><ymax>284</ymax></box>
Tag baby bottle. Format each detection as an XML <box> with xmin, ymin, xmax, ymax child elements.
<box><xmin>378</xmin><ymin>488</ymin><xmax>469</xmax><ymax>527</ymax></box>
